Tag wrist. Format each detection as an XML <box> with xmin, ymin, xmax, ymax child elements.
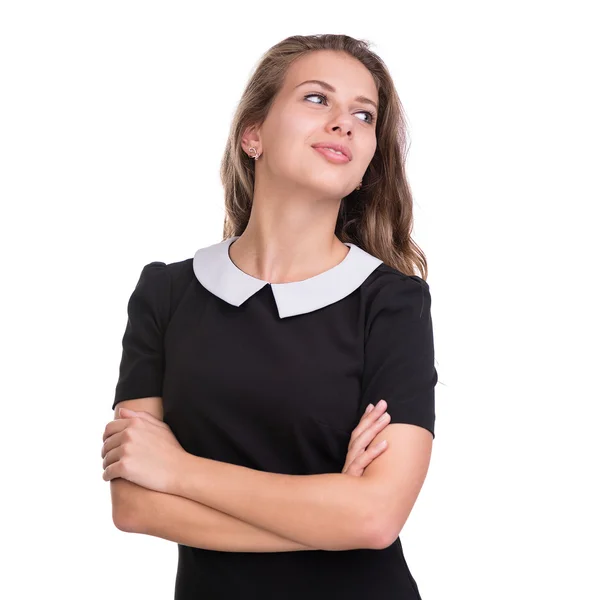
<box><xmin>171</xmin><ymin>451</ymin><xmax>195</xmax><ymax>497</ymax></box>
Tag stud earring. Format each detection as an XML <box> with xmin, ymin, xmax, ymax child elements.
<box><xmin>248</xmin><ymin>147</ymin><xmax>261</xmax><ymax>160</ymax></box>
<box><xmin>355</xmin><ymin>180</ymin><xmax>362</xmax><ymax>191</ymax></box>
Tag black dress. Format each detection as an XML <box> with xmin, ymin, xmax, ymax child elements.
<box><xmin>113</xmin><ymin>235</ymin><xmax>437</xmax><ymax>599</ymax></box>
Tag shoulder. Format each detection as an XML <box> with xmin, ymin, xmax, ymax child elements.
<box><xmin>144</xmin><ymin>257</ymin><xmax>195</xmax><ymax>301</ymax></box>
<box><xmin>132</xmin><ymin>261</ymin><xmax>168</xmax><ymax>294</ymax></box>
<box><xmin>366</xmin><ymin>263</ymin><xmax>429</xmax><ymax>290</ymax></box>
<box><xmin>362</xmin><ymin>263</ymin><xmax>431</xmax><ymax>318</ymax></box>
<box><xmin>137</xmin><ymin>258</ymin><xmax>194</xmax><ymax>285</ymax></box>
<box><xmin>132</xmin><ymin>257</ymin><xmax>194</xmax><ymax>302</ymax></box>
<box><xmin>164</xmin><ymin>257</ymin><xmax>194</xmax><ymax>286</ymax></box>
<box><xmin>127</xmin><ymin>258</ymin><xmax>194</xmax><ymax>328</ymax></box>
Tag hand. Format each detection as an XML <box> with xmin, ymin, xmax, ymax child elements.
<box><xmin>101</xmin><ymin>407</ymin><xmax>188</xmax><ymax>494</ymax></box>
<box><xmin>342</xmin><ymin>400</ymin><xmax>390</xmax><ymax>476</ymax></box>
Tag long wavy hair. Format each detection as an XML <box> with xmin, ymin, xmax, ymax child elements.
<box><xmin>219</xmin><ymin>34</ymin><xmax>428</xmax><ymax>280</ymax></box>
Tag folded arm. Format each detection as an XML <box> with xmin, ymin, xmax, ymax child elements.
<box><xmin>109</xmin><ymin>399</ymin><xmax>382</xmax><ymax>552</ymax></box>
<box><xmin>109</xmin><ymin>399</ymin><xmax>315</xmax><ymax>553</ymax></box>
<box><xmin>112</xmin><ymin>479</ymin><xmax>316</xmax><ymax>552</ymax></box>
<box><xmin>171</xmin><ymin>454</ymin><xmax>382</xmax><ymax>551</ymax></box>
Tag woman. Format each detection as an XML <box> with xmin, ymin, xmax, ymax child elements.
<box><xmin>102</xmin><ymin>33</ymin><xmax>437</xmax><ymax>599</ymax></box>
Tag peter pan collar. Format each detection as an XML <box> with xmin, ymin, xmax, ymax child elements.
<box><xmin>193</xmin><ymin>235</ymin><xmax>383</xmax><ymax>318</ymax></box>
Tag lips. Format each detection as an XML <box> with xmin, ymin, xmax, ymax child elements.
<box><xmin>311</xmin><ymin>142</ymin><xmax>352</xmax><ymax>161</ymax></box>
<box><xmin>312</xmin><ymin>146</ymin><xmax>350</xmax><ymax>164</ymax></box>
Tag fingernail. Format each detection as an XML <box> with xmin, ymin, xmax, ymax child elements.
<box><xmin>377</xmin><ymin>413</ymin><xmax>388</xmax><ymax>423</ymax></box>
<box><xmin>365</xmin><ymin>404</ymin><xmax>374</xmax><ymax>414</ymax></box>
<box><xmin>377</xmin><ymin>399</ymin><xmax>386</xmax><ymax>408</ymax></box>
<box><xmin>376</xmin><ymin>440</ymin><xmax>388</xmax><ymax>449</ymax></box>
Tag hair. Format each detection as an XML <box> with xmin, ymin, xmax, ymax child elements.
<box><xmin>219</xmin><ymin>33</ymin><xmax>428</xmax><ymax>280</ymax></box>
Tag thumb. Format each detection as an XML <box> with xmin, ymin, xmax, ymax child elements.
<box><xmin>119</xmin><ymin>407</ymin><xmax>163</xmax><ymax>426</ymax></box>
<box><xmin>119</xmin><ymin>407</ymin><xmax>138</xmax><ymax>418</ymax></box>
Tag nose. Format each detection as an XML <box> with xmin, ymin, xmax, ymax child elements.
<box><xmin>326</xmin><ymin>108</ymin><xmax>355</xmax><ymax>137</ymax></box>
<box><xmin>330</xmin><ymin>123</ymin><xmax>353</xmax><ymax>137</ymax></box>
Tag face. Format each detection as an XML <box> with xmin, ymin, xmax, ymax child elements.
<box><xmin>245</xmin><ymin>50</ymin><xmax>379</xmax><ymax>199</ymax></box>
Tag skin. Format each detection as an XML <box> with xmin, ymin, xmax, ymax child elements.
<box><xmin>232</xmin><ymin>49</ymin><xmax>379</xmax><ymax>283</ymax></box>
<box><xmin>103</xmin><ymin>401</ymin><xmax>393</xmax><ymax>550</ymax></box>
<box><xmin>102</xmin><ymin>400</ymin><xmax>391</xmax><ymax>491</ymax></box>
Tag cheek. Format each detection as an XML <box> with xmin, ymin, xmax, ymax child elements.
<box><xmin>353</xmin><ymin>136</ymin><xmax>377</xmax><ymax>176</ymax></box>
<box><xmin>360</xmin><ymin>131</ymin><xmax>377</xmax><ymax>160</ymax></box>
<box><xmin>267</xmin><ymin>107</ymin><xmax>313</xmax><ymax>145</ymax></box>
<box><xmin>262</xmin><ymin>116</ymin><xmax>308</xmax><ymax>163</ymax></box>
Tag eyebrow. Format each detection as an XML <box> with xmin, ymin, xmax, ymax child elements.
<box><xmin>294</xmin><ymin>79</ymin><xmax>378</xmax><ymax>113</ymax></box>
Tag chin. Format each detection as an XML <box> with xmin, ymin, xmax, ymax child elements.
<box><xmin>311</xmin><ymin>183</ymin><xmax>349</xmax><ymax>199</ymax></box>
<box><xmin>306</xmin><ymin>173</ymin><xmax>352</xmax><ymax>195</ymax></box>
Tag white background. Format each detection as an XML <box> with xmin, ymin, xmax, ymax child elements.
<box><xmin>2</xmin><ymin>1</ymin><xmax>598</xmax><ymax>598</ymax></box>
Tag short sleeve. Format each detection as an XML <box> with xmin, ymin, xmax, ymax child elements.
<box><xmin>112</xmin><ymin>262</ymin><xmax>170</xmax><ymax>410</ymax></box>
<box><xmin>359</xmin><ymin>275</ymin><xmax>437</xmax><ymax>439</ymax></box>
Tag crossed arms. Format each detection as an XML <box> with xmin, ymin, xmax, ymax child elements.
<box><xmin>109</xmin><ymin>398</ymin><xmax>385</xmax><ymax>553</ymax></box>
<box><xmin>108</xmin><ymin>395</ymin><xmax>431</xmax><ymax>552</ymax></box>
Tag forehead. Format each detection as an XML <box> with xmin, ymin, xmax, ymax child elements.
<box><xmin>281</xmin><ymin>50</ymin><xmax>378</xmax><ymax>99</ymax></box>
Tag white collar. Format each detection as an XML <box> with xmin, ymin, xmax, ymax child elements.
<box><xmin>193</xmin><ymin>236</ymin><xmax>383</xmax><ymax>318</ymax></box>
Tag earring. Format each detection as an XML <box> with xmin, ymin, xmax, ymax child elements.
<box><xmin>355</xmin><ymin>180</ymin><xmax>362</xmax><ymax>190</ymax></box>
<box><xmin>248</xmin><ymin>147</ymin><xmax>261</xmax><ymax>160</ymax></box>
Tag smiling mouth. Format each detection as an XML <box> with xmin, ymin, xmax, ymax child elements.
<box><xmin>312</xmin><ymin>146</ymin><xmax>350</xmax><ymax>163</ymax></box>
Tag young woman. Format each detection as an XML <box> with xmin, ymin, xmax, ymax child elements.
<box><xmin>102</xmin><ymin>33</ymin><xmax>437</xmax><ymax>599</ymax></box>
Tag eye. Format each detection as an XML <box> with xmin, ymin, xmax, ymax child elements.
<box><xmin>304</xmin><ymin>92</ymin><xmax>376</xmax><ymax>125</ymax></box>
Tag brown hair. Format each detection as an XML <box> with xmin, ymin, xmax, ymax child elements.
<box><xmin>219</xmin><ymin>33</ymin><xmax>428</xmax><ymax>280</ymax></box>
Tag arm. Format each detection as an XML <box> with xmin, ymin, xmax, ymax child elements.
<box><xmin>361</xmin><ymin>423</ymin><xmax>433</xmax><ymax>548</ymax></box>
<box><xmin>171</xmin><ymin>454</ymin><xmax>381</xmax><ymax>552</ymax></box>
<box><xmin>114</xmin><ymin>479</ymin><xmax>316</xmax><ymax>552</ymax></box>
<box><xmin>110</xmin><ymin>400</ymin><xmax>379</xmax><ymax>551</ymax></box>
<box><xmin>110</xmin><ymin>399</ymin><xmax>314</xmax><ymax>552</ymax></box>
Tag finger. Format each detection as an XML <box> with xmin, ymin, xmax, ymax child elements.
<box><xmin>102</xmin><ymin>417</ymin><xmax>130</xmax><ymax>442</ymax></box>
<box><xmin>356</xmin><ymin>403</ymin><xmax>376</xmax><ymax>427</ymax></box>
<box><xmin>349</xmin><ymin>410</ymin><xmax>390</xmax><ymax>453</ymax></box>
<box><xmin>101</xmin><ymin>429</ymin><xmax>127</xmax><ymax>459</ymax></box>
<box><xmin>344</xmin><ymin>414</ymin><xmax>389</xmax><ymax>470</ymax></box>
<box><xmin>343</xmin><ymin>406</ymin><xmax>389</xmax><ymax>475</ymax></box>
<box><xmin>102</xmin><ymin>445</ymin><xmax>125</xmax><ymax>470</ymax></box>
<box><xmin>359</xmin><ymin>400</ymin><xmax>387</xmax><ymax>424</ymax></box>
<box><xmin>351</xmin><ymin>400</ymin><xmax>388</xmax><ymax>442</ymax></box>
<box><xmin>348</xmin><ymin>439</ymin><xmax>388</xmax><ymax>473</ymax></box>
<box><xmin>120</xmin><ymin>408</ymin><xmax>169</xmax><ymax>429</ymax></box>
<box><xmin>103</xmin><ymin>461</ymin><xmax>124</xmax><ymax>482</ymax></box>
<box><xmin>355</xmin><ymin>440</ymin><xmax>388</xmax><ymax>470</ymax></box>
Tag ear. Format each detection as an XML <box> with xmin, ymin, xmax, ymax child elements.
<box><xmin>241</xmin><ymin>124</ymin><xmax>262</xmax><ymax>155</ymax></box>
